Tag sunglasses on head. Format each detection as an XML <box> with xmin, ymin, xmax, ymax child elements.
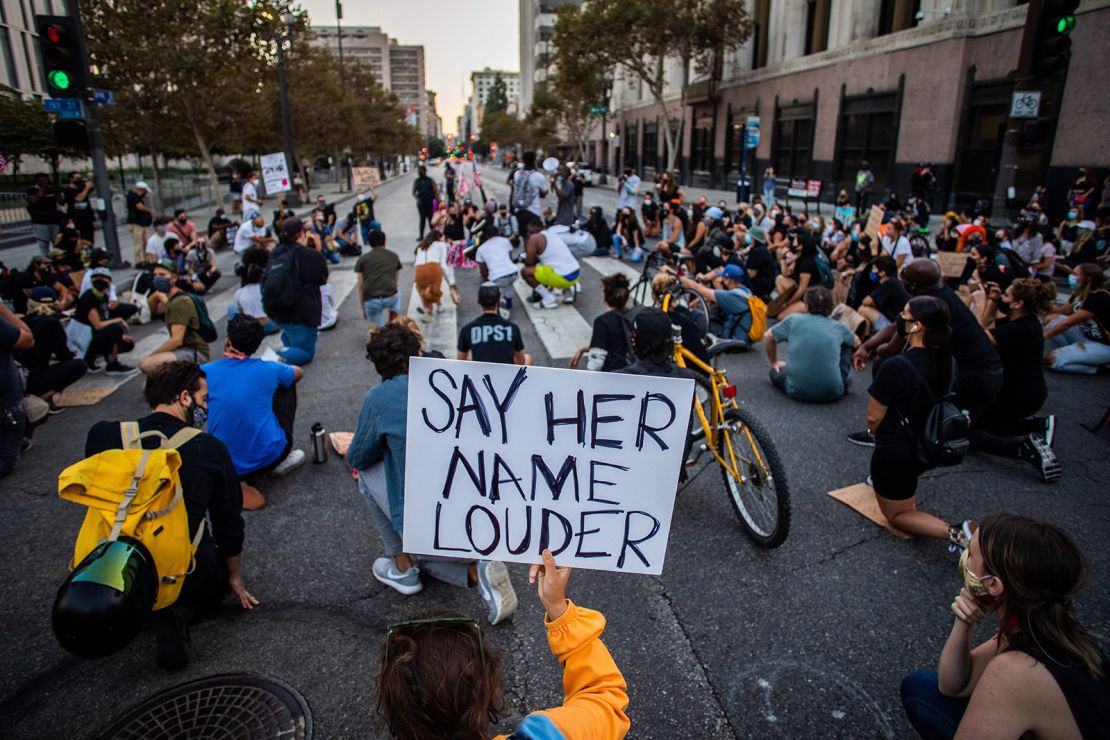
<box><xmin>384</xmin><ymin>616</ymin><xmax>484</xmax><ymax>666</ymax></box>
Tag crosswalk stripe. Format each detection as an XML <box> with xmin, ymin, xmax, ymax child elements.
<box><xmin>581</xmin><ymin>256</ymin><xmax>642</xmax><ymax>283</ymax></box>
<box><xmin>512</xmin><ymin>279</ymin><xmax>591</xmax><ymax>360</ymax></box>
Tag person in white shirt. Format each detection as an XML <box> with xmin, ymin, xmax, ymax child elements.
<box><xmin>144</xmin><ymin>219</ymin><xmax>173</xmax><ymax>264</ymax></box>
<box><xmin>234</xmin><ymin>211</ymin><xmax>274</xmax><ymax>254</ymax></box>
<box><xmin>616</xmin><ymin>166</ymin><xmax>641</xmax><ymax>211</ymax></box>
<box><xmin>412</xmin><ymin>228</ymin><xmax>458</xmax><ymax>322</ymax></box>
<box><xmin>881</xmin><ymin>219</ymin><xmax>914</xmax><ymax>269</ymax></box>
<box><xmin>229</xmin><ymin>264</ymin><xmax>278</xmax><ymax>334</ymax></box>
<box><xmin>241</xmin><ymin>171</ymin><xmax>262</xmax><ymax>212</ymax></box>
<box><xmin>467</xmin><ymin>222</ymin><xmax>519</xmax><ymax>316</ymax></box>
<box><xmin>521</xmin><ymin>220</ymin><xmax>581</xmax><ymax>309</ymax></box>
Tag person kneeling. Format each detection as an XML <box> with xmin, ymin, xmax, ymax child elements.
<box><xmin>763</xmin><ymin>286</ymin><xmax>859</xmax><ymax>403</ymax></box>
<box><xmin>202</xmin><ymin>314</ymin><xmax>305</xmax><ymax>510</ymax></box>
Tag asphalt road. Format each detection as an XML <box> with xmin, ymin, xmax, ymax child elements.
<box><xmin>1</xmin><ymin>166</ymin><xmax>1107</xmax><ymax>739</ymax></box>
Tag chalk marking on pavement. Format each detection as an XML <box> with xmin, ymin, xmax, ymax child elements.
<box><xmin>512</xmin><ymin>278</ymin><xmax>591</xmax><ymax>360</ymax></box>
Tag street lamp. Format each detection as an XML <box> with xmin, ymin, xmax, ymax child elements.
<box><xmin>599</xmin><ymin>69</ymin><xmax>615</xmax><ymax>185</ymax></box>
<box><xmin>273</xmin><ymin>9</ymin><xmax>299</xmax><ymax>202</ymax></box>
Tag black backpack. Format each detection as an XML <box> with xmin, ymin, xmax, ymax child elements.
<box><xmin>898</xmin><ymin>358</ymin><xmax>969</xmax><ymax>468</ymax></box>
<box><xmin>616</xmin><ymin>305</ymin><xmax>644</xmax><ymax>368</ymax></box>
<box><xmin>262</xmin><ymin>244</ymin><xmax>301</xmax><ymax>313</ymax></box>
<box><xmin>170</xmin><ymin>293</ymin><xmax>218</xmax><ymax>343</ymax></box>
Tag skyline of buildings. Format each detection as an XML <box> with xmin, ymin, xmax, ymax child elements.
<box><xmin>518</xmin><ymin>0</ymin><xmax>579</xmax><ymax>116</ymax></box>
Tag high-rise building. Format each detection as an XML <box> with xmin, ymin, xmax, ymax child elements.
<box><xmin>467</xmin><ymin>68</ymin><xmax>520</xmax><ymax>138</ymax></box>
<box><xmin>518</xmin><ymin>0</ymin><xmax>580</xmax><ymax>115</ymax></box>
<box><xmin>426</xmin><ymin>90</ymin><xmax>443</xmax><ymax>140</ymax></box>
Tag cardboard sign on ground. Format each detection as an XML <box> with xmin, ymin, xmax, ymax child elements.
<box><xmin>827</xmin><ymin>483</ymin><xmax>912</xmax><ymax>540</ymax></box>
<box><xmin>54</xmin><ymin>387</ymin><xmax>116</xmax><ymax>407</ymax></box>
<box><xmin>403</xmin><ymin>357</ymin><xmax>694</xmax><ymax>574</ymax></box>
<box><xmin>934</xmin><ymin>251</ymin><xmax>970</xmax><ymax>279</ymax></box>
<box><xmin>329</xmin><ymin>432</ymin><xmax>353</xmax><ymax>456</ymax></box>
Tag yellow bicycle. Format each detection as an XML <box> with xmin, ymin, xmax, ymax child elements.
<box><xmin>666</xmin><ymin>297</ymin><xmax>791</xmax><ymax>548</ymax></box>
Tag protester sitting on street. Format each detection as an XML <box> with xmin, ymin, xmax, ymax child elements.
<box><xmin>615</xmin><ymin>307</ymin><xmax>700</xmax><ymax>385</ymax></box>
<box><xmin>675</xmin><ymin>263</ymin><xmax>754</xmax><ymax>345</ymax></box>
<box><xmin>376</xmin><ymin>549</ymin><xmax>630</xmax><ymax>740</ymax></box>
<box><xmin>84</xmin><ymin>361</ymin><xmax>255</xmax><ymax>669</ymax></box>
<box><xmin>970</xmin><ymin>279</ymin><xmax>1060</xmax><ymax>482</ymax></box>
<box><xmin>642</xmin><ymin>192</ymin><xmax>661</xmax><ymax>238</ymax></box>
<box><xmin>145</xmin><ymin>219</ymin><xmax>175</xmax><ymax>265</ymax></box>
<box><xmin>203</xmin><ymin>314</ymin><xmax>305</xmax><ymax>511</ymax></box>
<box><xmin>521</xmin><ymin>220</ymin><xmax>581</xmax><ymax>309</ymax></box>
<box><xmin>469</xmin><ymin>222</ymin><xmax>518</xmax><ymax>316</ymax></box>
<box><xmin>167</xmin><ymin>208</ymin><xmax>204</xmax><ymax>252</ymax></box>
<box><xmin>857</xmin><ymin>255</ymin><xmax>910</xmax><ymax>335</ymax></box>
<box><xmin>901</xmin><ymin>513</ymin><xmax>1109</xmax><ymax>739</ymax></box>
<box><xmin>139</xmin><ymin>264</ymin><xmax>211</xmax><ymax>374</ymax></box>
<box><xmin>741</xmin><ymin>226</ymin><xmax>776</xmax><ymax>303</ymax></box>
<box><xmin>233</xmin><ymin>211</ymin><xmax>275</xmax><ymax>256</ymax></box>
<box><xmin>186</xmin><ymin>237</ymin><xmax>221</xmax><ymax>293</ymax></box>
<box><xmin>612</xmin><ymin>207</ymin><xmax>645</xmax><ymax>261</ymax></box>
<box><xmin>228</xmin><ymin>264</ymin><xmax>278</xmax><ymax>335</ymax></box>
<box><xmin>77</xmin><ymin>249</ymin><xmax>138</xmax><ymax>323</ymax></box>
<box><xmin>880</xmin><ymin>218</ymin><xmax>914</xmax><ymax>270</ymax></box>
<box><xmin>10</xmin><ymin>256</ymin><xmax>73</xmax><ymax>314</ymax></box>
<box><xmin>349</xmin><ymin>323</ymin><xmax>519</xmax><ymax>623</ymax></box>
<box><xmin>651</xmin><ymin>273</ymin><xmax>710</xmax><ymax>368</ymax></box>
<box><xmin>1056</xmin><ymin>206</ymin><xmax>1081</xmax><ymax>255</ymax></box>
<box><xmin>72</xmin><ymin>270</ymin><xmax>135</xmax><ymax>374</ymax></box>
<box><xmin>764</xmin><ymin>287</ymin><xmax>858</xmax><ymax>404</ymax></box>
<box><xmin>657</xmin><ymin>201</ymin><xmax>687</xmax><ymax>260</ymax></box>
<box><xmin>0</xmin><ymin>303</ymin><xmax>34</xmax><ymax>478</ymax></box>
<box><xmin>356</xmin><ymin>229</ymin><xmax>402</xmax><ymax>329</ymax></box>
<box><xmin>584</xmin><ymin>206</ymin><xmax>613</xmax><ymax>257</ymax></box>
<box><xmin>570</xmin><ymin>274</ymin><xmax>634</xmax><ymax>372</ymax></box>
<box><xmin>264</xmin><ymin>217</ymin><xmax>330</xmax><ymax>366</ymax></box>
<box><xmin>865</xmin><ymin>296</ymin><xmax>973</xmax><ymax>548</ymax></box>
<box><xmin>307</xmin><ymin>211</ymin><xmax>341</xmax><ymax>265</ymax></box>
<box><xmin>206</xmin><ymin>208</ymin><xmax>234</xmax><ymax>251</ymax></box>
<box><xmin>1043</xmin><ymin>263</ymin><xmax>1110</xmax><ymax>374</ymax></box>
<box><xmin>412</xmin><ymin>229</ymin><xmax>458</xmax><ymax>323</ymax></box>
<box><xmin>773</xmin><ymin>231</ymin><xmax>823</xmax><ymax>319</ymax></box>
<box><xmin>493</xmin><ymin>203</ymin><xmax>518</xmax><ymax>245</ymax></box>
<box><xmin>458</xmin><ymin>283</ymin><xmax>532</xmax><ymax>365</ymax></box>
<box><xmin>17</xmin><ymin>288</ymin><xmax>87</xmax><ymax>409</ymax></box>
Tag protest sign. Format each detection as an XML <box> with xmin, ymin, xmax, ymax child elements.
<box><xmin>864</xmin><ymin>205</ymin><xmax>884</xmax><ymax>244</ymax></box>
<box><xmin>402</xmin><ymin>357</ymin><xmax>694</xmax><ymax>575</ymax></box>
<box><xmin>260</xmin><ymin>152</ymin><xmax>291</xmax><ymax>194</ymax></box>
<box><xmin>934</xmin><ymin>251</ymin><xmax>970</xmax><ymax>279</ymax></box>
<box><xmin>352</xmin><ymin>166</ymin><xmax>381</xmax><ymax>189</ymax></box>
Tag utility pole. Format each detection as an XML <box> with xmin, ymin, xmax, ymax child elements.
<box><xmin>274</xmin><ymin>11</ymin><xmax>299</xmax><ymax>204</ymax></box>
<box><xmin>336</xmin><ymin>1</ymin><xmax>351</xmax><ymax>191</ymax></box>
<box><xmin>64</xmin><ymin>0</ymin><xmax>122</xmax><ymax>267</ymax></box>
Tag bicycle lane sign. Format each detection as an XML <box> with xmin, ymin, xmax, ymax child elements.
<box><xmin>402</xmin><ymin>357</ymin><xmax>694</xmax><ymax>574</ymax></box>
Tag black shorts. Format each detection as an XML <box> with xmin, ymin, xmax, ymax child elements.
<box><xmin>870</xmin><ymin>444</ymin><xmax>926</xmax><ymax>501</ymax></box>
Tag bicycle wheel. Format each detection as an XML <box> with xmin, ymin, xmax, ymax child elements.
<box><xmin>675</xmin><ymin>288</ymin><xmax>710</xmax><ymax>335</ymax></box>
<box><xmin>716</xmin><ymin>407</ymin><xmax>791</xmax><ymax>548</ymax></box>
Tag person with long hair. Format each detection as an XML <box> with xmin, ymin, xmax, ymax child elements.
<box><xmin>570</xmin><ymin>273</ymin><xmax>633</xmax><ymax>372</ymax></box>
<box><xmin>773</xmin><ymin>231</ymin><xmax>822</xmax><ymax>319</ymax></box>
<box><xmin>1043</xmin><ymin>263</ymin><xmax>1110</xmax><ymax>374</ymax></box>
<box><xmin>612</xmin><ymin>207</ymin><xmax>645</xmax><ymax>261</ymax></box>
<box><xmin>901</xmin><ymin>513</ymin><xmax>1109</xmax><ymax>738</ymax></box>
<box><xmin>865</xmin><ymin>296</ymin><xmax>972</xmax><ymax>548</ymax></box>
<box><xmin>972</xmin><ymin>279</ymin><xmax>1060</xmax><ymax>481</ymax></box>
<box><xmin>412</xmin><ymin>229</ymin><xmax>457</xmax><ymax>323</ymax></box>
<box><xmin>656</xmin><ymin>201</ymin><xmax>687</xmax><ymax>260</ymax></box>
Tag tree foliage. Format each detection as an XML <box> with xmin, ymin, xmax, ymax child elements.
<box><xmin>0</xmin><ymin>85</ymin><xmax>56</xmax><ymax>170</ymax></box>
<box><xmin>546</xmin><ymin>5</ymin><xmax>611</xmax><ymax>161</ymax></box>
<box><xmin>486</xmin><ymin>73</ymin><xmax>508</xmax><ymax>115</ymax></box>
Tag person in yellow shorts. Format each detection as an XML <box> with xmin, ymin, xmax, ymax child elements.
<box><xmin>521</xmin><ymin>220</ymin><xmax>581</xmax><ymax>309</ymax></box>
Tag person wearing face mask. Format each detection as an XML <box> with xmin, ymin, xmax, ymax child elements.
<box><xmin>857</xmin><ymin>255</ymin><xmax>909</xmax><ymax>335</ymax></box>
<box><xmin>863</xmin><ymin>296</ymin><xmax>974</xmax><ymax>548</ymax></box>
<box><xmin>1043</xmin><ymin>263</ymin><xmax>1110</xmax><ymax>374</ymax></box>
<box><xmin>741</xmin><ymin>226</ymin><xmax>776</xmax><ymax>302</ymax></box>
<box><xmin>138</xmin><ymin>262</ymin><xmax>211</xmax><ymax>375</ymax></box>
<box><xmin>145</xmin><ymin>218</ymin><xmax>174</xmax><ymax>265</ymax></box>
<box><xmin>233</xmin><ymin>211</ymin><xmax>275</xmax><ymax>256</ymax></box>
<box><xmin>84</xmin><ymin>361</ymin><xmax>256</xmax><ymax>669</ymax></box>
<box><xmin>641</xmin><ymin>193</ymin><xmax>661</xmax><ymax>238</ymax></box>
<box><xmin>72</xmin><ymin>269</ymin><xmax>135</xmax><ymax>374</ymax></box>
<box><xmin>1057</xmin><ymin>207</ymin><xmax>1081</xmax><ymax>255</ymax></box>
<box><xmin>241</xmin><ymin>171</ymin><xmax>263</xmax><ymax>213</ymax></box>
<box><xmin>63</xmin><ymin>171</ymin><xmax>96</xmax><ymax>243</ymax></box>
<box><xmin>901</xmin><ymin>513</ymin><xmax>1110</xmax><ymax>739</ymax></box>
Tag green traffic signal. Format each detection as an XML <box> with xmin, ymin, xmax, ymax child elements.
<box><xmin>48</xmin><ymin>69</ymin><xmax>72</xmax><ymax>90</ymax></box>
<box><xmin>1055</xmin><ymin>15</ymin><xmax>1076</xmax><ymax>34</ymax></box>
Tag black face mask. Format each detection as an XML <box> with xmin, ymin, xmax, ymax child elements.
<box><xmin>92</xmin><ymin>280</ymin><xmax>111</xmax><ymax>293</ymax></box>
<box><xmin>896</xmin><ymin>318</ymin><xmax>915</xmax><ymax>338</ymax></box>
<box><xmin>996</xmin><ymin>300</ymin><xmax>1012</xmax><ymax>316</ymax></box>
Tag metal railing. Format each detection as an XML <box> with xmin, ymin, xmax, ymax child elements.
<box><xmin>0</xmin><ymin>193</ymin><xmax>32</xmax><ymax>236</ymax></box>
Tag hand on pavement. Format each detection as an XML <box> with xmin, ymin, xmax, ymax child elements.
<box><xmin>528</xmin><ymin>548</ymin><xmax>570</xmax><ymax>621</ymax></box>
<box><xmin>229</xmin><ymin>574</ymin><xmax>259</xmax><ymax>610</ymax></box>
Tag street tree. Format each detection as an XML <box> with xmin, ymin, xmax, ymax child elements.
<box><xmin>547</xmin><ymin>5</ymin><xmax>611</xmax><ymax>162</ymax></box>
<box><xmin>0</xmin><ymin>85</ymin><xmax>57</xmax><ymax>178</ymax></box>
<box><xmin>568</xmin><ymin>0</ymin><xmax>752</xmax><ymax>172</ymax></box>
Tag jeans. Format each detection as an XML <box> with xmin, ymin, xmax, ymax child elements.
<box><xmin>363</xmin><ymin>294</ymin><xmax>401</xmax><ymax>327</ymax></box>
<box><xmin>1045</xmin><ymin>316</ymin><xmax>1110</xmax><ymax>374</ymax></box>
<box><xmin>356</xmin><ymin>464</ymin><xmax>471</xmax><ymax>588</ymax></box>
<box><xmin>0</xmin><ymin>402</ymin><xmax>26</xmax><ymax>478</ymax></box>
<box><xmin>32</xmin><ymin>223</ymin><xmax>59</xmax><ymax>257</ymax></box>
<box><xmin>611</xmin><ymin>234</ymin><xmax>624</xmax><ymax>258</ymax></box>
<box><xmin>273</xmin><ymin>321</ymin><xmax>318</xmax><ymax>366</ymax></box>
<box><xmin>1045</xmin><ymin>316</ymin><xmax>1084</xmax><ymax>348</ymax></box>
<box><xmin>900</xmin><ymin>668</ymin><xmax>967</xmax><ymax>740</ymax></box>
<box><xmin>359</xmin><ymin>220</ymin><xmax>382</xmax><ymax>246</ymax></box>
<box><xmin>323</xmin><ymin>249</ymin><xmax>341</xmax><ymax>265</ymax></box>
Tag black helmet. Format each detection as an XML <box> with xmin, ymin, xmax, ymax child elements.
<box><xmin>52</xmin><ymin>538</ymin><xmax>158</xmax><ymax>658</ymax></box>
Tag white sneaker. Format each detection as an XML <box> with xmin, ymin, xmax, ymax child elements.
<box><xmin>260</xmin><ymin>347</ymin><xmax>283</xmax><ymax>363</ymax></box>
<box><xmin>373</xmin><ymin>557</ymin><xmax>423</xmax><ymax>595</ymax></box>
<box><xmin>536</xmin><ymin>285</ymin><xmax>558</xmax><ymax>310</ymax></box>
<box><xmin>476</xmin><ymin>560</ymin><xmax>518</xmax><ymax>625</ymax></box>
<box><xmin>270</xmin><ymin>449</ymin><xmax>306</xmax><ymax>477</ymax></box>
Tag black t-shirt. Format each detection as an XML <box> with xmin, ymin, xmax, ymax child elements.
<box><xmin>743</xmin><ymin>246</ymin><xmax>776</xmax><ymax>300</ymax></box>
<box><xmin>992</xmin><ymin>315</ymin><xmax>1046</xmax><ymax>405</ymax></box>
<box><xmin>125</xmin><ymin>191</ymin><xmax>152</xmax><ymax>226</ymax></box>
<box><xmin>26</xmin><ymin>185</ymin><xmax>60</xmax><ymax>224</ymax></box>
<box><xmin>1079</xmin><ymin>291</ymin><xmax>1110</xmax><ymax>344</ymax></box>
<box><xmin>869</xmin><ymin>278</ymin><xmax>911</xmax><ymax>321</ymax></box>
<box><xmin>207</xmin><ymin>215</ymin><xmax>232</xmax><ymax>238</ymax></box>
<box><xmin>669</xmin><ymin>305</ymin><xmax>710</xmax><ymax>368</ymax></box>
<box><xmin>589</xmin><ymin>311</ymin><xmax>632</xmax><ymax>372</ymax></box>
<box><xmin>444</xmin><ymin>217</ymin><xmax>465</xmax><ymax>241</ymax></box>
<box><xmin>922</xmin><ymin>285</ymin><xmax>1002</xmax><ymax>375</ymax></box>
<box><xmin>793</xmin><ymin>255</ymin><xmax>821</xmax><ymax>286</ymax></box>
<box><xmin>64</xmin><ymin>183</ymin><xmax>94</xmax><ymax>223</ymax></box>
<box><xmin>264</xmin><ymin>243</ymin><xmax>329</xmax><ymax>327</ymax></box>
<box><xmin>458</xmin><ymin>313</ymin><xmax>524</xmax><ymax>364</ymax></box>
<box><xmin>642</xmin><ymin>202</ymin><xmax>659</xmax><ymax>223</ymax></box>
<box><xmin>869</xmin><ymin>348</ymin><xmax>950</xmax><ymax>448</ymax></box>
<box><xmin>74</xmin><ymin>289</ymin><xmax>109</xmax><ymax>327</ymax></box>
<box><xmin>414</xmin><ymin>176</ymin><xmax>435</xmax><ymax>202</ymax></box>
<box><xmin>85</xmin><ymin>413</ymin><xmax>244</xmax><ymax>557</ymax></box>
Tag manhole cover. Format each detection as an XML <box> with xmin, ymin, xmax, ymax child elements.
<box><xmin>93</xmin><ymin>673</ymin><xmax>312</xmax><ymax>740</ymax></box>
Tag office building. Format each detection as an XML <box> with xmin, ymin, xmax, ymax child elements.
<box><xmin>518</xmin><ymin>0</ymin><xmax>580</xmax><ymax>115</ymax></box>
<box><xmin>467</xmin><ymin>68</ymin><xmax>520</xmax><ymax>138</ymax></box>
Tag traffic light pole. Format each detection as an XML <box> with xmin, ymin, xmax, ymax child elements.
<box><xmin>64</xmin><ymin>0</ymin><xmax>122</xmax><ymax>267</ymax></box>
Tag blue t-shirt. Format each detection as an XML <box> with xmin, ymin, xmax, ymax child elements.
<box><xmin>713</xmin><ymin>287</ymin><xmax>753</xmax><ymax>340</ymax></box>
<box><xmin>770</xmin><ymin>313</ymin><xmax>855</xmax><ymax>403</ymax></box>
<box><xmin>202</xmin><ymin>357</ymin><xmax>297</xmax><ymax>474</ymax></box>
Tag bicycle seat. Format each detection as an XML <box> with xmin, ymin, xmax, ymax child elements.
<box><xmin>707</xmin><ymin>338</ymin><xmax>750</xmax><ymax>357</ymax></box>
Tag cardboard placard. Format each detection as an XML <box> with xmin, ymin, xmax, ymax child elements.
<box><xmin>864</xmin><ymin>205</ymin><xmax>884</xmax><ymax>244</ymax></box>
<box><xmin>934</xmin><ymin>251</ymin><xmax>970</xmax><ymax>279</ymax></box>
<box><xmin>351</xmin><ymin>166</ymin><xmax>380</xmax><ymax>189</ymax></box>
<box><xmin>827</xmin><ymin>483</ymin><xmax>912</xmax><ymax>540</ymax></box>
<box><xmin>402</xmin><ymin>357</ymin><xmax>694</xmax><ymax>574</ymax></box>
<box><xmin>261</xmin><ymin>152</ymin><xmax>291</xmax><ymax>194</ymax></box>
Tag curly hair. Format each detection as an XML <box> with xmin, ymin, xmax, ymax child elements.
<box><xmin>366</xmin><ymin>323</ymin><xmax>422</xmax><ymax>379</ymax></box>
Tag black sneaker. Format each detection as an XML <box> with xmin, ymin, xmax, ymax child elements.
<box><xmin>105</xmin><ymin>360</ymin><xmax>134</xmax><ymax>376</ymax></box>
<box><xmin>1022</xmin><ymin>434</ymin><xmax>1061</xmax><ymax>484</ymax></box>
<box><xmin>527</xmin><ymin>290</ymin><xmax>543</xmax><ymax>304</ymax></box>
<box><xmin>847</xmin><ymin>430</ymin><xmax>875</xmax><ymax>448</ymax></box>
<box><xmin>20</xmin><ymin>438</ymin><xmax>32</xmax><ymax>455</ymax></box>
<box><xmin>86</xmin><ymin>359</ymin><xmax>103</xmax><ymax>374</ymax></box>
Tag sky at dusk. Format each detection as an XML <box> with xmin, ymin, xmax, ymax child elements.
<box><xmin>300</xmin><ymin>0</ymin><xmax>521</xmax><ymax>136</ymax></box>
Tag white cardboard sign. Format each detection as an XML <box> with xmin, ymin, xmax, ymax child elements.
<box><xmin>402</xmin><ymin>357</ymin><xmax>694</xmax><ymax>575</ymax></box>
<box><xmin>261</xmin><ymin>152</ymin><xmax>291</xmax><ymax>194</ymax></box>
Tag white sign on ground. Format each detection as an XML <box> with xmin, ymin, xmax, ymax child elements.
<box><xmin>403</xmin><ymin>357</ymin><xmax>694</xmax><ymax>574</ymax></box>
<box><xmin>261</xmin><ymin>152</ymin><xmax>291</xmax><ymax>194</ymax></box>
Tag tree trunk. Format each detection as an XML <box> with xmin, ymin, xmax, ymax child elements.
<box><xmin>188</xmin><ymin>119</ymin><xmax>223</xmax><ymax>212</ymax></box>
<box><xmin>150</xmin><ymin>152</ymin><xmax>163</xmax><ymax>213</ymax></box>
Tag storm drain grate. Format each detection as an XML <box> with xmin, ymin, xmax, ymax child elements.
<box><xmin>94</xmin><ymin>672</ymin><xmax>312</xmax><ymax>740</ymax></box>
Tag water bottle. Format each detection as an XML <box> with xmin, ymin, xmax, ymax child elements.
<box><xmin>311</xmin><ymin>423</ymin><xmax>328</xmax><ymax>464</ymax></box>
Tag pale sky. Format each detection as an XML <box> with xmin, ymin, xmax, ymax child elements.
<box><xmin>300</xmin><ymin>0</ymin><xmax>520</xmax><ymax>137</ymax></box>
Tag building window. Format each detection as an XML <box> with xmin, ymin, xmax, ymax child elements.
<box><xmin>691</xmin><ymin>113</ymin><xmax>713</xmax><ymax>172</ymax></box>
<box><xmin>877</xmin><ymin>0</ymin><xmax>920</xmax><ymax>36</ymax></box>
<box><xmin>624</xmin><ymin>124</ymin><xmax>638</xmax><ymax>169</ymax></box>
<box><xmin>774</xmin><ymin>101</ymin><xmax>815</xmax><ymax>178</ymax></box>
<box><xmin>588</xmin><ymin>141</ymin><xmax>597</xmax><ymax>169</ymax></box>
<box><xmin>752</xmin><ymin>0</ymin><xmax>770</xmax><ymax>69</ymax></box>
<box><xmin>642</xmin><ymin>122</ymin><xmax>657</xmax><ymax>171</ymax></box>
<box><xmin>804</xmin><ymin>0</ymin><xmax>831</xmax><ymax>55</ymax></box>
<box><xmin>0</xmin><ymin>29</ymin><xmax>17</xmax><ymax>88</ymax></box>
<box><xmin>835</xmin><ymin>92</ymin><xmax>900</xmax><ymax>197</ymax></box>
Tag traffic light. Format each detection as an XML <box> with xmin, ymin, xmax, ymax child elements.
<box><xmin>1034</xmin><ymin>0</ymin><xmax>1079</xmax><ymax>78</ymax></box>
<box><xmin>35</xmin><ymin>15</ymin><xmax>88</xmax><ymax>98</ymax></box>
<box><xmin>54</xmin><ymin>119</ymin><xmax>89</xmax><ymax>152</ymax></box>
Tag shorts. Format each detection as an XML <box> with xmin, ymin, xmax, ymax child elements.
<box><xmin>171</xmin><ymin>346</ymin><xmax>209</xmax><ymax>364</ymax></box>
<box><xmin>869</xmin><ymin>444</ymin><xmax>926</xmax><ymax>501</ymax></box>
<box><xmin>535</xmin><ymin>264</ymin><xmax>579</xmax><ymax>290</ymax></box>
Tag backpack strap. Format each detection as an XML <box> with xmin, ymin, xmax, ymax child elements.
<box><xmin>119</xmin><ymin>422</ymin><xmax>141</xmax><ymax>450</ymax></box>
<box><xmin>108</xmin><ymin>448</ymin><xmax>155</xmax><ymax>542</ymax></box>
<box><xmin>166</xmin><ymin>427</ymin><xmax>201</xmax><ymax>450</ymax></box>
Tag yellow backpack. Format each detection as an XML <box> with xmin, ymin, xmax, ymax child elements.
<box><xmin>58</xmin><ymin>423</ymin><xmax>204</xmax><ymax>610</ymax></box>
<box><xmin>746</xmin><ymin>295</ymin><xmax>768</xmax><ymax>343</ymax></box>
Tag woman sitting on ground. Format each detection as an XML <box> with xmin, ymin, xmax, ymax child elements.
<box><xmin>612</xmin><ymin>207</ymin><xmax>645</xmax><ymax>261</ymax></box>
<box><xmin>1043</xmin><ymin>263</ymin><xmax>1110</xmax><ymax>374</ymax></box>
<box><xmin>772</xmin><ymin>231</ymin><xmax>822</xmax><ymax>319</ymax></box>
<box><xmin>376</xmin><ymin>549</ymin><xmax>630</xmax><ymax>740</ymax></box>
<box><xmin>901</xmin><ymin>513</ymin><xmax>1109</xmax><ymax>739</ymax></box>
<box><xmin>570</xmin><ymin>273</ymin><xmax>633</xmax><ymax>372</ymax></box>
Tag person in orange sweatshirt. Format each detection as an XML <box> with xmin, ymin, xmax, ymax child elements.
<box><xmin>376</xmin><ymin>548</ymin><xmax>630</xmax><ymax>739</ymax></box>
